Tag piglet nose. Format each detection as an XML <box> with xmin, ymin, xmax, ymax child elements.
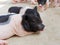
<box><xmin>38</xmin><ymin>24</ymin><xmax>45</xmax><ymax>30</ymax></box>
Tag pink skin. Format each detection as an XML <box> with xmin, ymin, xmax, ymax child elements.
<box><xmin>12</xmin><ymin>0</ymin><xmax>20</xmax><ymax>3</ymax></box>
<box><xmin>12</xmin><ymin>0</ymin><xmax>37</xmax><ymax>4</ymax></box>
<box><xmin>54</xmin><ymin>0</ymin><xmax>58</xmax><ymax>6</ymax></box>
<box><xmin>54</xmin><ymin>0</ymin><xmax>60</xmax><ymax>7</ymax></box>
<box><xmin>12</xmin><ymin>0</ymin><xmax>27</xmax><ymax>3</ymax></box>
<box><xmin>12</xmin><ymin>0</ymin><xmax>25</xmax><ymax>3</ymax></box>
<box><xmin>0</xmin><ymin>7</ymin><xmax>34</xmax><ymax>45</ymax></box>
<box><xmin>31</xmin><ymin>0</ymin><xmax>37</xmax><ymax>4</ymax></box>
<box><xmin>0</xmin><ymin>15</ymin><xmax>33</xmax><ymax>45</ymax></box>
<box><xmin>50</xmin><ymin>0</ymin><xmax>60</xmax><ymax>7</ymax></box>
<box><xmin>0</xmin><ymin>40</ymin><xmax>8</xmax><ymax>45</ymax></box>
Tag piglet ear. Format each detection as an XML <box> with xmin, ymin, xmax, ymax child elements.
<box><xmin>22</xmin><ymin>15</ymin><xmax>31</xmax><ymax>32</ymax></box>
<box><xmin>34</xmin><ymin>6</ymin><xmax>37</xmax><ymax>11</ymax></box>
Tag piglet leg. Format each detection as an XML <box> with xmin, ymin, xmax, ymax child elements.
<box><xmin>0</xmin><ymin>40</ymin><xmax>8</xmax><ymax>45</ymax></box>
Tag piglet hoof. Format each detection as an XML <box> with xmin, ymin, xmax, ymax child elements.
<box><xmin>55</xmin><ymin>4</ymin><xmax>60</xmax><ymax>7</ymax></box>
<box><xmin>19</xmin><ymin>0</ymin><xmax>24</xmax><ymax>2</ymax></box>
<box><xmin>31</xmin><ymin>2</ymin><xmax>36</xmax><ymax>5</ymax></box>
<box><xmin>12</xmin><ymin>0</ymin><xmax>18</xmax><ymax>4</ymax></box>
<box><xmin>35</xmin><ymin>0</ymin><xmax>37</xmax><ymax>2</ymax></box>
<box><xmin>0</xmin><ymin>40</ymin><xmax>8</xmax><ymax>45</ymax></box>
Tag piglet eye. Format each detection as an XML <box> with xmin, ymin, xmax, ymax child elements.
<box><xmin>32</xmin><ymin>20</ymin><xmax>35</xmax><ymax>22</ymax></box>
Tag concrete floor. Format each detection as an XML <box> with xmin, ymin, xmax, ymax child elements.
<box><xmin>0</xmin><ymin>0</ymin><xmax>60</xmax><ymax>45</ymax></box>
